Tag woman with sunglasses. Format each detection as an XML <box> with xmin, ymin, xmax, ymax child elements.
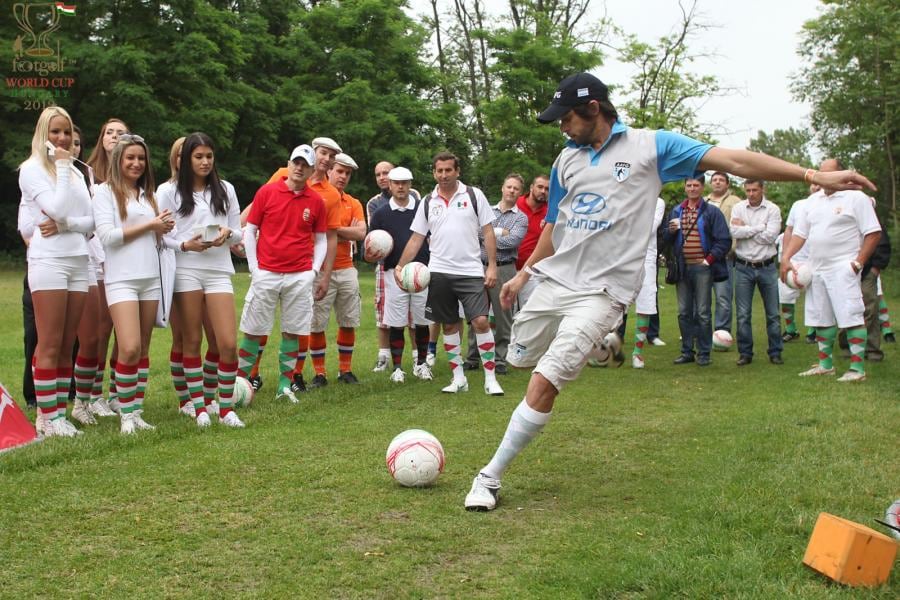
<box><xmin>159</xmin><ymin>132</ymin><xmax>244</xmax><ymax>428</ymax></box>
<box><xmin>93</xmin><ymin>134</ymin><xmax>174</xmax><ymax>434</ymax></box>
<box><xmin>18</xmin><ymin>107</ymin><xmax>94</xmax><ymax>437</ymax></box>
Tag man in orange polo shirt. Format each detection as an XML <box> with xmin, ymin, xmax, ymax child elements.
<box><xmin>306</xmin><ymin>152</ymin><xmax>367</xmax><ymax>386</ymax></box>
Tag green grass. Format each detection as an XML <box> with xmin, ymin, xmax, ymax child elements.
<box><xmin>1</xmin><ymin>267</ymin><xmax>897</xmax><ymax>598</ymax></box>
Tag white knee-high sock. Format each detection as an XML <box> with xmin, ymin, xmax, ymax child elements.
<box><xmin>443</xmin><ymin>331</ymin><xmax>465</xmax><ymax>383</ymax></box>
<box><xmin>482</xmin><ymin>398</ymin><xmax>552</xmax><ymax>479</ymax></box>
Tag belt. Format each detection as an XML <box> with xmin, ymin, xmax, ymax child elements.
<box><xmin>735</xmin><ymin>256</ymin><xmax>775</xmax><ymax>268</ymax></box>
<box><xmin>485</xmin><ymin>259</ymin><xmax>516</xmax><ymax>266</ymax></box>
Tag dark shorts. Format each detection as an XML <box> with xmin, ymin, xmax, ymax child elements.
<box><xmin>425</xmin><ymin>272</ymin><xmax>489</xmax><ymax>324</ymax></box>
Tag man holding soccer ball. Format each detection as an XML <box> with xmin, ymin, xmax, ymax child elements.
<box><xmin>464</xmin><ymin>72</ymin><xmax>877</xmax><ymax>512</ymax></box>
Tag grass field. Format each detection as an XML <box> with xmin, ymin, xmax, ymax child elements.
<box><xmin>1</xmin><ymin>266</ymin><xmax>897</xmax><ymax>598</ymax></box>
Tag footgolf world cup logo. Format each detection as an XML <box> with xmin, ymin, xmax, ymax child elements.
<box><xmin>8</xmin><ymin>2</ymin><xmax>76</xmax><ymax>109</ymax></box>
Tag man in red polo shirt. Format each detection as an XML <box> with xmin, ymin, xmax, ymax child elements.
<box><xmin>515</xmin><ymin>174</ymin><xmax>549</xmax><ymax>308</ymax></box>
<box><xmin>237</xmin><ymin>144</ymin><xmax>327</xmax><ymax>403</ymax></box>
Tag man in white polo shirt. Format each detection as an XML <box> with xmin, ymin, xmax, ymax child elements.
<box><xmin>730</xmin><ymin>179</ymin><xmax>783</xmax><ymax>366</ymax></box>
<box><xmin>395</xmin><ymin>151</ymin><xmax>503</xmax><ymax>396</ymax></box>
<box><xmin>781</xmin><ymin>158</ymin><xmax>882</xmax><ymax>382</ymax></box>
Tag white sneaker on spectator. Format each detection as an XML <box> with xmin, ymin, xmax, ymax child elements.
<box><xmin>413</xmin><ymin>363</ymin><xmax>433</xmax><ymax>381</ymax></box>
<box><xmin>196</xmin><ymin>412</ymin><xmax>212</xmax><ymax>428</ymax></box>
<box><xmin>89</xmin><ymin>398</ymin><xmax>117</xmax><ymax>417</ymax></box>
<box><xmin>220</xmin><ymin>411</ymin><xmax>245</xmax><ymax>428</ymax></box>
<box><xmin>120</xmin><ymin>413</ymin><xmax>136</xmax><ymax>435</ymax></box>
<box><xmin>276</xmin><ymin>387</ymin><xmax>299</xmax><ymax>404</ymax></box>
<box><xmin>108</xmin><ymin>398</ymin><xmax>121</xmax><ymax>414</ymax></box>
<box><xmin>71</xmin><ymin>400</ymin><xmax>97</xmax><ymax>425</ymax></box>
<box><xmin>632</xmin><ymin>355</ymin><xmax>645</xmax><ymax>369</ymax></box>
<box><xmin>58</xmin><ymin>418</ymin><xmax>83</xmax><ymax>436</ymax></box>
<box><xmin>179</xmin><ymin>403</ymin><xmax>196</xmax><ymax>418</ymax></box>
<box><xmin>442</xmin><ymin>378</ymin><xmax>469</xmax><ymax>393</ymax></box>
<box><xmin>464</xmin><ymin>473</ymin><xmax>501</xmax><ymax>511</ymax></box>
<box><xmin>484</xmin><ymin>379</ymin><xmax>504</xmax><ymax>396</ymax></box>
<box><xmin>425</xmin><ymin>352</ymin><xmax>436</xmax><ymax>367</ymax></box>
<box><xmin>372</xmin><ymin>354</ymin><xmax>390</xmax><ymax>372</ymax></box>
<box><xmin>799</xmin><ymin>365</ymin><xmax>836</xmax><ymax>377</ymax></box>
<box><xmin>650</xmin><ymin>338</ymin><xmax>666</xmax><ymax>346</ymax></box>
<box><xmin>390</xmin><ymin>368</ymin><xmax>406</xmax><ymax>383</ymax></box>
<box><xmin>132</xmin><ymin>413</ymin><xmax>156</xmax><ymax>431</ymax></box>
<box><xmin>837</xmin><ymin>370</ymin><xmax>866</xmax><ymax>382</ymax></box>
<box><xmin>45</xmin><ymin>418</ymin><xmax>77</xmax><ymax>438</ymax></box>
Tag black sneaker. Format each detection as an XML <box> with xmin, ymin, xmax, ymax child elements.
<box><xmin>248</xmin><ymin>375</ymin><xmax>263</xmax><ymax>392</ymax></box>
<box><xmin>782</xmin><ymin>331</ymin><xmax>799</xmax><ymax>343</ymax></box>
<box><xmin>309</xmin><ymin>374</ymin><xmax>328</xmax><ymax>389</ymax></box>
<box><xmin>805</xmin><ymin>333</ymin><xmax>817</xmax><ymax>344</ymax></box>
<box><xmin>885</xmin><ymin>332</ymin><xmax>896</xmax><ymax>343</ymax></box>
<box><xmin>337</xmin><ymin>371</ymin><xmax>360</xmax><ymax>384</ymax></box>
<box><xmin>291</xmin><ymin>374</ymin><xmax>307</xmax><ymax>393</ymax></box>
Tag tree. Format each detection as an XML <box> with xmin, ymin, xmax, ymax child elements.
<box><xmin>792</xmin><ymin>0</ymin><xmax>899</xmax><ymax>225</ymax></box>
<box><xmin>747</xmin><ymin>127</ymin><xmax>815</xmax><ymax>212</ymax></box>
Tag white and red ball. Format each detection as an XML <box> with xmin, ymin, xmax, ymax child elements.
<box><xmin>398</xmin><ymin>262</ymin><xmax>430</xmax><ymax>293</ymax></box>
<box><xmin>786</xmin><ymin>263</ymin><xmax>812</xmax><ymax>290</ymax></box>
<box><xmin>386</xmin><ymin>429</ymin><xmax>445</xmax><ymax>487</ymax></box>
<box><xmin>234</xmin><ymin>376</ymin><xmax>254</xmax><ymax>408</ymax></box>
<box><xmin>364</xmin><ymin>229</ymin><xmax>393</xmax><ymax>262</ymax></box>
<box><xmin>712</xmin><ymin>329</ymin><xmax>733</xmax><ymax>351</ymax></box>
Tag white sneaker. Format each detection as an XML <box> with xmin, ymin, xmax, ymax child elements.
<box><xmin>373</xmin><ymin>354</ymin><xmax>390</xmax><ymax>373</ymax></box>
<box><xmin>276</xmin><ymin>386</ymin><xmax>299</xmax><ymax>404</ymax></box>
<box><xmin>220</xmin><ymin>411</ymin><xmax>245</xmax><ymax>428</ymax></box>
<box><xmin>650</xmin><ymin>338</ymin><xmax>666</xmax><ymax>346</ymax></box>
<box><xmin>389</xmin><ymin>368</ymin><xmax>406</xmax><ymax>383</ymax></box>
<box><xmin>484</xmin><ymin>379</ymin><xmax>504</xmax><ymax>396</ymax></box>
<box><xmin>179</xmin><ymin>403</ymin><xmax>196</xmax><ymax>418</ymax></box>
<box><xmin>196</xmin><ymin>412</ymin><xmax>211</xmax><ymax>428</ymax></box>
<box><xmin>632</xmin><ymin>355</ymin><xmax>645</xmax><ymax>369</ymax></box>
<box><xmin>46</xmin><ymin>418</ymin><xmax>79</xmax><ymax>438</ymax></box>
<box><xmin>120</xmin><ymin>412</ymin><xmax>136</xmax><ymax>435</ymax></box>
<box><xmin>425</xmin><ymin>352</ymin><xmax>436</xmax><ymax>367</ymax></box>
<box><xmin>413</xmin><ymin>363</ymin><xmax>433</xmax><ymax>381</ymax></box>
<box><xmin>442</xmin><ymin>378</ymin><xmax>469</xmax><ymax>393</ymax></box>
<box><xmin>89</xmin><ymin>398</ymin><xmax>117</xmax><ymax>417</ymax></box>
<box><xmin>209</xmin><ymin>400</ymin><xmax>219</xmax><ymax>414</ymax></box>
<box><xmin>464</xmin><ymin>473</ymin><xmax>501</xmax><ymax>511</ymax></box>
<box><xmin>799</xmin><ymin>365</ymin><xmax>836</xmax><ymax>377</ymax></box>
<box><xmin>132</xmin><ymin>413</ymin><xmax>156</xmax><ymax>431</ymax></box>
<box><xmin>34</xmin><ymin>411</ymin><xmax>47</xmax><ymax>435</ymax></box>
<box><xmin>71</xmin><ymin>400</ymin><xmax>97</xmax><ymax>425</ymax></box>
<box><xmin>108</xmin><ymin>398</ymin><xmax>121</xmax><ymax>414</ymax></box>
<box><xmin>837</xmin><ymin>370</ymin><xmax>866</xmax><ymax>382</ymax></box>
<box><xmin>58</xmin><ymin>418</ymin><xmax>83</xmax><ymax>436</ymax></box>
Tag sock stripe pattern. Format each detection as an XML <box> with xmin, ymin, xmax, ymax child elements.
<box><xmin>203</xmin><ymin>352</ymin><xmax>219</xmax><ymax>406</ymax></box>
<box><xmin>476</xmin><ymin>331</ymin><xmax>496</xmax><ymax>373</ymax></box>
<box><xmin>781</xmin><ymin>304</ymin><xmax>796</xmax><ymax>333</ymax></box>
<box><xmin>250</xmin><ymin>335</ymin><xmax>268</xmax><ymax>378</ymax></box>
<box><xmin>135</xmin><ymin>356</ymin><xmax>150</xmax><ymax>411</ymax></box>
<box><xmin>337</xmin><ymin>328</ymin><xmax>355</xmax><ymax>373</ymax></box>
<box><xmin>443</xmin><ymin>332</ymin><xmax>464</xmax><ymax>381</ymax></box>
<box><xmin>34</xmin><ymin>366</ymin><xmax>57</xmax><ymax>418</ymax></box>
<box><xmin>816</xmin><ymin>326</ymin><xmax>837</xmax><ymax>370</ymax></box>
<box><xmin>281</xmin><ymin>337</ymin><xmax>300</xmax><ymax>390</ymax></box>
<box><xmin>237</xmin><ymin>337</ymin><xmax>261</xmax><ymax>380</ymax></box>
<box><xmin>115</xmin><ymin>362</ymin><xmax>139</xmax><ymax>414</ymax></box>
<box><xmin>108</xmin><ymin>357</ymin><xmax>118</xmax><ymax>402</ymax></box>
<box><xmin>183</xmin><ymin>356</ymin><xmax>206</xmax><ymax>413</ymax></box>
<box><xmin>846</xmin><ymin>327</ymin><xmax>866</xmax><ymax>373</ymax></box>
<box><xmin>73</xmin><ymin>355</ymin><xmax>97</xmax><ymax>403</ymax></box>
<box><xmin>56</xmin><ymin>366</ymin><xmax>72</xmax><ymax>415</ymax></box>
<box><xmin>633</xmin><ymin>314</ymin><xmax>650</xmax><ymax>357</ymax></box>
<box><xmin>310</xmin><ymin>332</ymin><xmax>327</xmax><ymax>376</ymax></box>
<box><xmin>91</xmin><ymin>367</ymin><xmax>104</xmax><ymax>402</ymax></box>
<box><xmin>170</xmin><ymin>351</ymin><xmax>190</xmax><ymax>407</ymax></box>
<box><xmin>217</xmin><ymin>360</ymin><xmax>238</xmax><ymax>415</ymax></box>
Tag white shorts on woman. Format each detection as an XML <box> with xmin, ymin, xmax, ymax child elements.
<box><xmin>105</xmin><ymin>277</ymin><xmax>161</xmax><ymax>306</ymax></box>
<box><xmin>174</xmin><ymin>268</ymin><xmax>234</xmax><ymax>294</ymax></box>
<box><xmin>28</xmin><ymin>255</ymin><xmax>89</xmax><ymax>293</ymax></box>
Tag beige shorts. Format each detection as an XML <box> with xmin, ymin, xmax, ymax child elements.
<box><xmin>240</xmin><ymin>269</ymin><xmax>315</xmax><ymax>336</ymax></box>
<box><xmin>311</xmin><ymin>268</ymin><xmax>361</xmax><ymax>331</ymax></box>
<box><xmin>804</xmin><ymin>262</ymin><xmax>865</xmax><ymax>329</ymax></box>
<box><xmin>508</xmin><ymin>279</ymin><xmax>624</xmax><ymax>391</ymax></box>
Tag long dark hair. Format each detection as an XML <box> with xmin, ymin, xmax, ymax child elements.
<box><xmin>176</xmin><ymin>132</ymin><xmax>227</xmax><ymax>217</ymax></box>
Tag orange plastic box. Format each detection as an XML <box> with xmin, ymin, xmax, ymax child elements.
<box><xmin>803</xmin><ymin>512</ymin><xmax>898</xmax><ymax>587</ymax></box>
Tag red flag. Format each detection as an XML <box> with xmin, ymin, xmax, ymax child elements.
<box><xmin>0</xmin><ymin>382</ymin><xmax>38</xmax><ymax>451</ymax></box>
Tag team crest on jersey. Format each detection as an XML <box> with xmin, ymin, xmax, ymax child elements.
<box><xmin>303</xmin><ymin>208</ymin><xmax>311</xmax><ymax>221</ymax></box>
<box><xmin>430</xmin><ymin>203</ymin><xmax>444</xmax><ymax>219</ymax></box>
<box><xmin>614</xmin><ymin>161</ymin><xmax>631</xmax><ymax>182</ymax></box>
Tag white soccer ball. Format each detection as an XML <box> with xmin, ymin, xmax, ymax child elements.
<box><xmin>712</xmin><ymin>329</ymin><xmax>733</xmax><ymax>351</ymax></box>
<box><xmin>398</xmin><ymin>262</ymin><xmax>430</xmax><ymax>293</ymax></box>
<box><xmin>234</xmin><ymin>376</ymin><xmax>254</xmax><ymax>408</ymax></box>
<box><xmin>885</xmin><ymin>499</ymin><xmax>900</xmax><ymax>540</ymax></box>
<box><xmin>786</xmin><ymin>263</ymin><xmax>812</xmax><ymax>290</ymax></box>
<box><xmin>364</xmin><ymin>229</ymin><xmax>393</xmax><ymax>262</ymax></box>
<box><xmin>586</xmin><ymin>332</ymin><xmax>623</xmax><ymax>368</ymax></box>
<box><xmin>386</xmin><ymin>429</ymin><xmax>445</xmax><ymax>487</ymax></box>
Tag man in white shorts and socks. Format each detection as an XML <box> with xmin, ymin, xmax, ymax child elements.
<box><xmin>395</xmin><ymin>151</ymin><xmax>504</xmax><ymax>396</ymax></box>
<box><xmin>464</xmin><ymin>72</ymin><xmax>877</xmax><ymax>511</ymax></box>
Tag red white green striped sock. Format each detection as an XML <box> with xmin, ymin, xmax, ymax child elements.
<box><xmin>56</xmin><ymin>366</ymin><xmax>72</xmax><ymax>419</ymax></box>
<box><xmin>781</xmin><ymin>303</ymin><xmax>797</xmax><ymax>334</ymax></box>
<box><xmin>183</xmin><ymin>356</ymin><xmax>206</xmax><ymax>414</ymax></box>
<box><xmin>90</xmin><ymin>365</ymin><xmax>104</xmax><ymax>403</ymax></box>
<box><xmin>135</xmin><ymin>357</ymin><xmax>149</xmax><ymax>411</ymax></box>
<box><xmin>633</xmin><ymin>313</ymin><xmax>650</xmax><ymax>357</ymax></box>
<box><xmin>443</xmin><ymin>331</ymin><xmax>465</xmax><ymax>383</ymax></box>
<box><xmin>114</xmin><ymin>362</ymin><xmax>139</xmax><ymax>414</ymax></box>
<box><xmin>34</xmin><ymin>366</ymin><xmax>58</xmax><ymax>420</ymax></box>
<box><xmin>108</xmin><ymin>357</ymin><xmax>118</xmax><ymax>404</ymax></box>
<box><xmin>815</xmin><ymin>326</ymin><xmax>837</xmax><ymax>370</ymax></box>
<box><xmin>203</xmin><ymin>351</ymin><xmax>219</xmax><ymax>408</ymax></box>
<box><xmin>73</xmin><ymin>355</ymin><xmax>97</xmax><ymax>403</ymax></box>
<box><xmin>217</xmin><ymin>360</ymin><xmax>238</xmax><ymax>415</ymax></box>
<box><xmin>476</xmin><ymin>330</ymin><xmax>497</xmax><ymax>380</ymax></box>
<box><xmin>846</xmin><ymin>327</ymin><xmax>866</xmax><ymax>374</ymax></box>
<box><xmin>237</xmin><ymin>337</ymin><xmax>260</xmax><ymax>380</ymax></box>
<box><xmin>280</xmin><ymin>337</ymin><xmax>300</xmax><ymax>390</ymax></box>
<box><xmin>170</xmin><ymin>351</ymin><xmax>190</xmax><ymax>408</ymax></box>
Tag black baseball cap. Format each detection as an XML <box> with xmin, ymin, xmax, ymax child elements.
<box><xmin>537</xmin><ymin>73</ymin><xmax>610</xmax><ymax>123</ymax></box>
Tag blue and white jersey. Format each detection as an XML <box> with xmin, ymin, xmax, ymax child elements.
<box><xmin>533</xmin><ymin>122</ymin><xmax>710</xmax><ymax>304</ymax></box>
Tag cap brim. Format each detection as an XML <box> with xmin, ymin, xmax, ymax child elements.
<box><xmin>537</xmin><ymin>102</ymin><xmax>572</xmax><ymax>124</ymax></box>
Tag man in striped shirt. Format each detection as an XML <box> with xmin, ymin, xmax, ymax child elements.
<box><xmin>665</xmin><ymin>176</ymin><xmax>731</xmax><ymax>366</ymax></box>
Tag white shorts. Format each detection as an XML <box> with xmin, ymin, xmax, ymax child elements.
<box><xmin>383</xmin><ymin>274</ymin><xmax>430</xmax><ymax>327</ymax></box>
<box><xmin>105</xmin><ymin>277</ymin><xmax>161</xmax><ymax>306</ymax></box>
<box><xmin>634</xmin><ymin>262</ymin><xmax>658</xmax><ymax>315</ymax></box>
<box><xmin>174</xmin><ymin>268</ymin><xmax>234</xmax><ymax>294</ymax></box>
<box><xmin>778</xmin><ymin>278</ymin><xmax>800</xmax><ymax>304</ymax></box>
<box><xmin>877</xmin><ymin>275</ymin><xmax>883</xmax><ymax>297</ymax></box>
<box><xmin>311</xmin><ymin>268</ymin><xmax>362</xmax><ymax>331</ymax></box>
<box><xmin>240</xmin><ymin>269</ymin><xmax>315</xmax><ymax>336</ymax></box>
<box><xmin>517</xmin><ymin>275</ymin><xmax>540</xmax><ymax>310</ymax></box>
<box><xmin>28</xmin><ymin>255</ymin><xmax>89</xmax><ymax>293</ymax></box>
<box><xmin>804</xmin><ymin>263</ymin><xmax>865</xmax><ymax>329</ymax></box>
<box><xmin>508</xmin><ymin>279</ymin><xmax>624</xmax><ymax>391</ymax></box>
<box><xmin>88</xmin><ymin>262</ymin><xmax>98</xmax><ymax>287</ymax></box>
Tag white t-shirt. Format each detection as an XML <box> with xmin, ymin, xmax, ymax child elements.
<box><xmin>93</xmin><ymin>183</ymin><xmax>160</xmax><ymax>283</ymax></box>
<box><xmin>157</xmin><ymin>180</ymin><xmax>242</xmax><ymax>274</ymax></box>
<box><xmin>644</xmin><ymin>198</ymin><xmax>665</xmax><ymax>268</ymax></box>
<box><xmin>410</xmin><ymin>182</ymin><xmax>494</xmax><ymax>277</ymax></box>
<box><xmin>785</xmin><ymin>198</ymin><xmax>810</xmax><ymax>263</ymax></box>
<box><xmin>18</xmin><ymin>157</ymin><xmax>93</xmax><ymax>259</ymax></box>
<box><xmin>793</xmin><ymin>190</ymin><xmax>881</xmax><ymax>270</ymax></box>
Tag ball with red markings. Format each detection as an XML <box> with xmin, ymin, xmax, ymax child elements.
<box><xmin>398</xmin><ymin>261</ymin><xmax>431</xmax><ymax>293</ymax></box>
<box><xmin>386</xmin><ymin>429</ymin><xmax>445</xmax><ymax>487</ymax></box>
<box><xmin>364</xmin><ymin>229</ymin><xmax>393</xmax><ymax>262</ymax></box>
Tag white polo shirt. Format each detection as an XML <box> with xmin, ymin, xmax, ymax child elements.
<box><xmin>93</xmin><ymin>183</ymin><xmax>161</xmax><ymax>283</ymax></box>
<box><xmin>793</xmin><ymin>189</ymin><xmax>881</xmax><ymax>270</ymax></box>
<box><xmin>410</xmin><ymin>182</ymin><xmax>494</xmax><ymax>277</ymax></box>
<box><xmin>785</xmin><ymin>197</ymin><xmax>811</xmax><ymax>263</ymax></box>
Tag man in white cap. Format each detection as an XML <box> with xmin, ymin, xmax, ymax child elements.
<box><xmin>463</xmin><ymin>71</ymin><xmax>876</xmax><ymax>512</ymax></box>
<box><xmin>369</xmin><ymin>167</ymin><xmax>433</xmax><ymax>382</ymax></box>
<box><xmin>304</xmin><ymin>153</ymin><xmax>367</xmax><ymax>387</ymax></box>
<box><xmin>236</xmin><ymin>144</ymin><xmax>327</xmax><ymax>404</ymax></box>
